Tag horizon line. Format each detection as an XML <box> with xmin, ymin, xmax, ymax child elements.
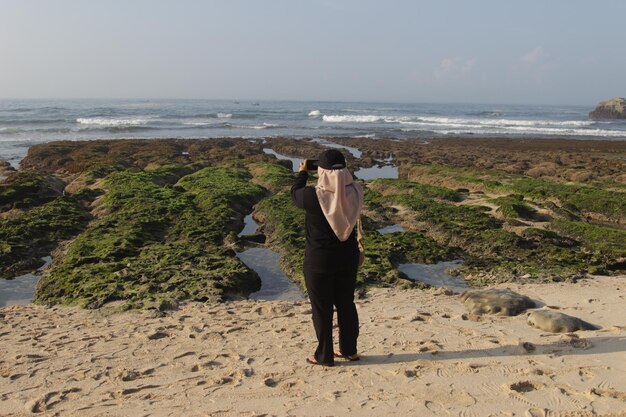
<box><xmin>0</xmin><ymin>97</ymin><xmax>601</xmax><ymax>108</ymax></box>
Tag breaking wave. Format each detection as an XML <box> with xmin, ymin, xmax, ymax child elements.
<box><xmin>233</xmin><ymin>123</ymin><xmax>280</xmax><ymax>130</ymax></box>
<box><xmin>78</xmin><ymin>126</ymin><xmax>155</xmax><ymax>133</ymax></box>
<box><xmin>323</xmin><ymin>115</ymin><xmax>384</xmax><ymax>123</ymax></box>
<box><xmin>76</xmin><ymin>117</ymin><xmax>151</xmax><ymax>126</ymax></box>
<box><xmin>321</xmin><ymin>114</ymin><xmax>596</xmax><ymax>128</ymax></box>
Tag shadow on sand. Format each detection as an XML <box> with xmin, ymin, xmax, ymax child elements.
<box><xmin>342</xmin><ymin>336</ymin><xmax>626</xmax><ymax>366</ymax></box>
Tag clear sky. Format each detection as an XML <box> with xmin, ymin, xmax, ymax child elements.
<box><xmin>1</xmin><ymin>0</ymin><xmax>625</xmax><ymax>105</ymax></box>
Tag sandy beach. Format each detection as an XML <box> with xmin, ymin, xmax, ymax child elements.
<box><xmin>1</xmin><ymin>276</ymin><xmax>625</xmax><ymax>416</ymax></box>
<box><xmin>3</xmin><ymin>1</ymin><xmax>626</xmax><ymax>415</ymax></box>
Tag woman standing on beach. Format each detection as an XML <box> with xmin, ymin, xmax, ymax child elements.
<box><xmin>291</xmin><ymin>149</ymin><xmax>364</xmax><ymax>366</ymax></box>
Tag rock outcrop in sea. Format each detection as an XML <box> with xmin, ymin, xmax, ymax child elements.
<box><xmin>589</xmin><ymin>97</ymin><xmax>626</xmax><ymax>119</ymax></box>
<box><xmin>0</xmin><ymin>160</ymin><xmax>15</xmax><ymax>177</ymax></box>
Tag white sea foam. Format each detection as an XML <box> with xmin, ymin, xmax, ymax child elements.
<box><xmin>182</xmin><ymin>115</ymin><xmax>231</xmax><ymax>126</ymax></box>
<box><xmin>322</xmin><ymin>115</ymin><xmax>384</xmax><ymax>123</ymax></box>
<box><xmin>321</xmin><ymin>114</ymin><xmax>597</xmax><ymax>129</ymax></box>
<box><xmin>434</xmin><ymin>126</ymin><xmax>626</xmax><ymax>137</ymax></box>
<box><xmin>413</xmin><ymin>116</ymin><xmax>595</xmax><ymax>128</ymax></box>
<box><xmin>183</xmin><ymin>121</ymin><xmax>212</xmax><ymax>126</ymax></box>
<box><xmin>323</xmin><ymin>114</ymin><xmax>427</xmax><ymax>124</ymax></box>
<box><xmin>76</xmin><ymin>117</ymin><xmax>150</xmax><ymax>126</ymax></box>
<box><xmin>308</xmin><ymin>110</ymin><xmax>322</xmax><ymax>117</ymax></box>
<box><xmin>232</xmin><ymin>123</ymin><xmax>279</xmax><ymax>130</ymax></box>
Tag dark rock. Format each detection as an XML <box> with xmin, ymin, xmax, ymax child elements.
<box><xmin>0</xmin><ymin>160</ymin><xmax>16</xmax><ymax>177</ymax></box>
<box><xmin>239</xmin><ymin>233</ymin><xmax>266</xmax><ymax>244</ymax></box>
<box><xmin>589</xmin><ymin>97</ymin><xmax>626</xmax><ymax>120</ymax></box>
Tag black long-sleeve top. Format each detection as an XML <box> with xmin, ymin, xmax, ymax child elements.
<box><xmin>291</xmin><ymin>171</ymin><xmax>359</xmax><ymax>272</ymax></box>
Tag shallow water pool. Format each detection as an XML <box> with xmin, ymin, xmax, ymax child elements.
<box><xmin>0</xmin><ymin>256</ymin><xmax>52</xmax><ymax>307</ymax></box>
<box><xmin>354</xmin><ymin>164</ymin><xmax>398</xmax><ymax>180</ymax></box>
<box><xmin>262</xmin><ymin>148</ymin><xmax>304</xmax><ymax>172</ymax></box>
<box><xmin>377</xmin><ymin>224</ymin><xmax>405</xmax><ymax>234</ymax></box>
<box><xmin>238</xmin><ymin>214</ymin><xmax>259</xmax><ymax>237</ymax></box>
<box><xmin>398</xmin><ymin>260</ymin><xmax>468</xmax><ymax>292</ymax></box>
<box><xmin>236</xmin><ymin>248</ymin><xmax>305</xmax><ymax>301</ymax></box>
<box><xmin>311</xmin><ymin>138</ymin><xmax>362</xmax><ymax>158</ymax></box>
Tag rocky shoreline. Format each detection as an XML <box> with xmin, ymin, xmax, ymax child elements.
<box><xmin>1</xmin><ymin>137</ymin><xmax>625</xmax><ymax>310</ymax></box>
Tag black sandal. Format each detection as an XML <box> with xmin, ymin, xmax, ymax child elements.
<box><xmin>334</xmin><ymin>352</ymin><xmax>360</xmax><ymax>361</ymax></box>
<box><xmin>306</xmin><ymin>356</ymin><xmax>335</xmax><ymax>367</ymax></box>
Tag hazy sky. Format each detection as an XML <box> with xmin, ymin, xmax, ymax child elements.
<box><xmin>1</xmin><ymin>0</ymin><xmax>625</xmax><ymax>105</ymax></box>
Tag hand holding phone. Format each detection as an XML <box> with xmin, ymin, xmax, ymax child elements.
<box><xmin>306</xmin><ymin>159</ymin><xmax>319</xmax><ymax>170</ymax></box>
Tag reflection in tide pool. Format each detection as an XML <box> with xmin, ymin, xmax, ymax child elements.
<box><xmin>311</xmin><ymin>138</ymin><xmax>362</xmax><ymax>158</ymax></box>
<box><xmin>262</xmin><ymin>148</ymin><xmax>303</xmax><ymax>172</ymax></box>
<box><xmin>354</xmin><ymin>164</ymin><xmax>398</xmax><ymax>180</ymax></box>
<box><xmin>236</xmin><ymin>248</ymin><xmax>305</xmax><ymax>301</ymax></box>
<box><xmin>377</xmin><ymin>224</ymin><xmax>404</xmax><ymax>234</ymax></box>
<box><xmin>398</xmin><ymin>260</ymin><xmax>468</xmax><ymax>292</ymax></box>
<box><xmin>238</xmin><ymin>214</ymin><xmax>258</xmax><ymax>237</ymax></box>
<box><xmin>0</xmin><ymin>256</ymin><xmax>52</xmax><ymax>307</ymax></box>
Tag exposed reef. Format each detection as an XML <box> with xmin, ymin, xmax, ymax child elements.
<box><xmin>2</xmin><ymin>137</ymin><xmax>624</xmax><ymax>309</ymax></box>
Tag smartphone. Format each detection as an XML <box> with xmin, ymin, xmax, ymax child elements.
<box><xmin>306</xmin><ymin>159</ymin><xmax>319</xmax><ymax>170</ymax></box>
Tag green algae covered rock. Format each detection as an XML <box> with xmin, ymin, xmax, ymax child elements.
<box><xmin>365</xmin><ymin>178</ymin><xmax>596</xmax><ymax>285</ymax></box>
<box><xmin>0</xmin><ymin>197</ymin><xmax>91</xmax><ymax>278</ymax></box>
<box><xmin>490</xmin><ymin>195</ymin><xmax>537</xmax><ymax>220</ymax></box>
<box><xmin>254</xmin><ymin>191</ymin><xmax>306</xmax><ymax>287</ymax></box>
<box><xmin>0</xmin><ymin>170</ymin><xmax>91</xmax><ymax>278</ymax></box>
<box><xmin>1</xmin><ymin>137</ymin><xmax>622</xmax><ymax>310</ymax></box>
<box><xmin>0</xmin><ymin>170</ymin><xmax>65</xmax><ymax>211</ymax></box>
<box><xmin>252</xmin><ymin>177</ymin><xmax>453</xmax><ymax>289</ymax></box>
<box><xmin>360</xmin><ymin>230</ymin><xmax>450</xmax><ymax>285</ymax></box>
<box><xmin>248</xmin><ymin>162</ymin><xmax>295</xmax><ymax>193</ymax></box>
<box><xmin>35</xmin><ymin>165</ymin><xmax>267</xmax><ymax>309</ymax></box>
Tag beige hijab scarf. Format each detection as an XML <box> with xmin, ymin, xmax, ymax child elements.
<box><xmin>315</xmin><ymin>167</ymin><xmax>364</xmax><ymax>241</ymax></box>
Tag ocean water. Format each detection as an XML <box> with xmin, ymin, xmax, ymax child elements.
<box><xmin>1</xmin><ymin>99</ymin><xmax>625</xmax><ymax>167</ymax></box>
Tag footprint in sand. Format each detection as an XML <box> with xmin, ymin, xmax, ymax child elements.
<box><xmin>145</xmin><ymin>330</ymin><xmax>169</xmax><ymax>340</ymax></box>
<box><xmin>510</xmin><ymin>381</ymin><xmax>544</xmax><ymax>393</ymax></box>
<box><xmin>173</xmin><ymin>351</ymin><xmax>196</xmax><ymax>360</ymax></box>
<box><xmin>525</xmin><ymin>408</ymin><xmax>548</xmax><ymax>417</ymax></box>
<box><xmin>479</xmin><ymin>381</ymin><xmax>508</xmax><ymax>396</ymax></box>
<box><xmin>506</xmin><ymin>381</ymin><xmax>545</xmax><ymax>408</ymax></box>
<box><xmin>192</xmin><ymin>360</ymin><xmax>222</xmax><ymax>372</ymax></box>
<box><xmin>591</xmin><ymin>388</ymin><xmax>626</xmax><ymax>401</ymax></box>
<box><xmin>424</xmin><ymin>400</ymin><xmax>447</xmax><ymax>414</ymax></box>
<box><xmin>458</xmin><ymin>409</ymin><xmax>480</xmax><ymax>417</ymax></box>
<box><xmin>562</xmin><ymin>335</ymin><xmax>592</xmax><ymax>350</ymax></box>
<box><xmin>27</xmin><ymin>388</ymin><xmax>82</xmax><ymax>413</ymax></box>
<box><xmin>116</xmin><ymin>368</ymin><xmax>155</xmax><ymax>381</ymax></box>
<box><xmin>119</xmin><ymin>385</ymin><xmax>161</xmax><ymax>396</ymax></box>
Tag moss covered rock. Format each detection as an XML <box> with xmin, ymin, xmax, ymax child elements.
<box><xmin>34</xmin><ymin>165</ymin><xmax>266</xmax><ymax>309</ymax></box>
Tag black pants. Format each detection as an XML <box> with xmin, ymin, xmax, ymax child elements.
<box><xmin>304</xmin><ymin>265</ymin><xmax>359</xmax><ymax>365</ymax></box>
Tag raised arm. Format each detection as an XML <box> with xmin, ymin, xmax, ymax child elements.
<box><xmin>291</xmin><ymin>169</ymin><xmax>308</xmax><ymax>209</ymax></box>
